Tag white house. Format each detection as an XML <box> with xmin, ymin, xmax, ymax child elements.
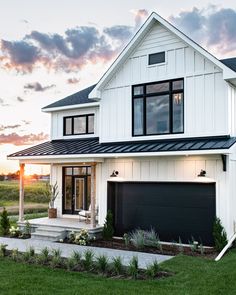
<box><xmin>8</xmin><ymin>12</ymin><xmax>236</xmax><ymax>246</ymax></box>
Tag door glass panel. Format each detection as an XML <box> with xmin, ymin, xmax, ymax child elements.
<box><xmin>74</xmin><ymin>167</ymin><xmax>86</xmax><ymax>175</ymax></box>
<box><xmin>87</xmin><ymin>176</ymin><xmax>91</xmax><ymax>210</ymax></box>
<box><xmin>75</xmin><ymin>178</ymin><xmax>84</xmax><ymax>211</ymax></box>
<box><xmin>65</xmin><ymin>167</ymin><xmax>73</xmax><ymax>175</ymax></box>
<box><xmin>64</xmin><ymin>176</ymin><xmax>72</xmax><ymax>210</ymax></box>
<box><xmin>146</xmin><ymin>95</ymin><xmax>170</xmax><ymax>134</ymax></box>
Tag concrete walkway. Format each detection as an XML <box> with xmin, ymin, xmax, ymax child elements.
<box><xmin>0</xmin><ymin>237</ymin><xmax>173</xmax><ymax>269</ymax></box>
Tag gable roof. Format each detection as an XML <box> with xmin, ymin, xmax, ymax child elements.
<box><xmin>89</xmin><ymin>12</ymin><xmax>236</xmax><ymax>99</ymax></box>
<box><xmin>220</xmin><ymin>58</ymin><xmax>236</xmax><ymax>72</ymax></box>
<box><xmin>42</xmin><ymin>84</ymin><xmax>97</xmax><ymax>111</ymax></box>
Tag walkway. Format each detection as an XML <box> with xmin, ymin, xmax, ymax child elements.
<box><xmin>0</xmin><ymin>237</ymin><xmax>173</xmax><ymax>269</ymax></box>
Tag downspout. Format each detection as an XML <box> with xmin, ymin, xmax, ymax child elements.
<box><xmin>215</xmin><ymin>232</ymin><xmax>236</xmax><ymax>261</ymax></box>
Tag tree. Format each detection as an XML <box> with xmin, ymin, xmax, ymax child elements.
<box><xmin>102</xmin><ymin>210</ymin><xmax>114</xmax><ymax>240</ymax></box>
<box><xmin>213</xmin><ymin>217</ymin><xmax>228</xmax><ymax>252</ymax></box>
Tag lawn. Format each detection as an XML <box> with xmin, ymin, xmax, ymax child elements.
<box><xmin>0</xmin><ymin>250</ymin><xmax>235</xmax><ymax>295</ymax></box>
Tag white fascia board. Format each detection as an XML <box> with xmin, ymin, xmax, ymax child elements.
<box><xmin>14</xmin><ymin>157</ymin><xmax>105</xmax><ymax>165</ymax></box>
<box><xmin>42</xmin><ymin>102</ymin><xmax>100</xmax><ymax>113</ymax></box>
<box><xmin>89</xmin><ymin>12</ymin><xmax>236</xmax><ymax>99</ymax></box>
<box><xmin>7</xmin><ymin>149</ymin><xmax>231</xmax><ymax>162</ymax></box>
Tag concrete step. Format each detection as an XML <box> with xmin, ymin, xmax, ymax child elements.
<box><xmin>31</xmin><ymin>226</ymin><xmax>66</xmax><ymax>242</ymax></box>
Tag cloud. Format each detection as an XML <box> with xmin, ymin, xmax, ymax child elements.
<box><xmin>132</xmin><ymin>9</ymin><xmax>149</xmax><ymax>28</ymax></box>
<box><xmin>0</xmin><ymin>132</ymin><xmax>48</xmax><ymax>146</ymax></box>
<box><xmin>0</xmin><ymin>124</ymin><xmax>21</xmax><ymax>131</ymax></box>
<box><xmin>17</xmin><ymin>96</ymin><xmax>24</xmax><ymax>102</ymax></box>
<box><xmin>169</xmin><ymin>6</ymin><xmax>236</xmax><ymax>56</ymax></box>
<box><xmin>22</xmin><ymin>120</ymin><xmax>31</xmax><ymax>125</ymax></box>
<box><xmin>67</xmin><ymin>77</ymin><xmax>80</xmax><ymax>84</ymax></box>
<box><xmin>24</xmin><ymin>82</ymin><xmax>55</xmax><ymax>92</ymax></box>
<box><xmin>0</xmin><ymin>11</ymin><xmax>147</xmax><ymax>74</ymax></box>
<box><xmin>0</xmin><ymin>98</ymin><xmax>10</xmax><ymax>107</ymax></box>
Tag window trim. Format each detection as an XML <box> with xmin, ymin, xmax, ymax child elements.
<box><xmin>132</xmin><ymin>78</ymin><xmax>184</xmax><ymax>137</ymax></box>
<box><xmin>63</xmin><ymin>114</ymin><xmax>95</xmax><ymax>136</ymax></box>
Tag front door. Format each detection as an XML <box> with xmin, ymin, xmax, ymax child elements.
<box><xmin>63</xmin><ymin>166</ymin><xmax>91</xmax><ymax>214</ymax></box>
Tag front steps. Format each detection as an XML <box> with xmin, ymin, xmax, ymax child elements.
<box><xmin>31</xmin><ymin>226</ymin><xmax>66</xmax><ymax>242</ymax></box>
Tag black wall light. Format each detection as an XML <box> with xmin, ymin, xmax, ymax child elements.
<box><xmin>110</xmin><ymin>170</ymin><xmax>119</xmax><ymax>177</ymax></box>
<box><xmin>198</xmin><ymin>170</ymin><xmax>206</xmax><ymax>177</ymax></box>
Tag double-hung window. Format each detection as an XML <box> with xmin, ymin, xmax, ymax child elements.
<box><xmin>132</xmin><ymin>79</ymin><xmax>184</xmax><ymax>136</ymax></box>
<box><xmin>64</xmin><ymin>114</ymin><xmax>94</xmax><ymax>136</ymax></box>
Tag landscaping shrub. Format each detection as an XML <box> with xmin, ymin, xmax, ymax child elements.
<box><xmin>123</xmin><ymin>233</ymin><xmax>130</xmax><ymax>247</ymax></box>
<box><xmin>145</xmin><ymin>260</ymin><xmax>160</xmax><ymax>279</ymax></box>
<box><xmin>50</xmin><ymin>249</ymin><xmax>63</xmax><ymax>268</ymax></box>
<box><xmin>0</xmin><ymin>208</ymin><xmax>10</xmax><ymax>236</ymax></box>
<box><xmin>112</xmin><ymin>256</ymin><xmax>123</xmax><ymax>275</ymax></box>
<box><xmin>37</xmin><ymin>247</ymin><xmax>50</xmax><ymax>265</ymax></box>
<box><xmin>69</xmin><ymin>229</ymin><xmax>90</xmax><ymax>245</ymax></box>
<box><xmin>0</xmin><ymin>244</ymin><xmax>7</xmax><ymax>257</ymax></box>
<box><xmin>96</xmin><ymin>254</ymin><xmax>109</xmax><ymax>273</ymax></box>
<box><xmin>9</xmin><ymin>225</ymin><xmax>21</xmax><ymax>238</ymax></box>
<box><xmin>71</xmin><ymin>251</ymin><xmax>82</xmax><ymax>264</ymax></box>
<box><xmin>11</xmin><ymin>248</ymin><xmax>19</xmax><ymax>261</ymax></box>
<box><xmin>102</xmin><ymin>210</ymin><xmax>114</xmax><ymax>240</ymax></box>
<box><xmin>128</xmin><ymin>256</ymin><xmax>139</xmax><ymax>279</ymax></box>
<box><xmin>23</xmin><ymin>247</ymin><xmax>35</xmax><ymax>263</ymax></box>
<box><xmin>130</xmin><ymin>229</ymin><xmax>145</xmax><ymax>249</ymax></box>
<box><xmin>66</xmin><ymin>257</ymin><xmax>78</xmax><ymax>271</ymax></box>
<box><xmin>213</xmin><ymin>217</ymin><xmax>228</xmax><ymax>252</ymax></box>
<box><xmin>129</xmin><ymin>228</ymin><xmax>162</xmax><ymax>250</ymax></box>
<box><xmin>83</xmin><ymin>249</ymin><xmax>94</xmax><ymax>271</ymax></box>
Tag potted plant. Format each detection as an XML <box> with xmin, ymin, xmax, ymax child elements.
<box><xmin>45</xmin><ymin>182</ymin><xmax>59</xmax><ymax>218</ymax></box>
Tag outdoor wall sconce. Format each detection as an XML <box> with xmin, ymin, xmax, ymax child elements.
<box><xmin>110</xmin><ymin>170</ymin><xmax>119</xmax><ymax>177</ymax></box>
<box><xmin>198</xmin><ymin>170</ymin><xmax>206</xmax><ymax>177</ymax></box>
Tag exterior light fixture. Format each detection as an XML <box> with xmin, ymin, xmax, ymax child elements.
<box><xmin>198</xmin><ymin>170</ymin><xmax>206</xmax><ymax>177</ymax></box>
<box><xmin>110</xmin><ymin>170</ymin><xmax>119</xmax><ymax>177</ymax></box>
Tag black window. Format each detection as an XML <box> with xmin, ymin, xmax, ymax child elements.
<box><xmin>132</xmin><ymin>79</ymin><xmax>184</xmax><ymax>136</ymax></box>
<box><xmin>63</xmin><ymin>114</ymin><xmax>94</xmax><ymax>136</ymax></box>
<box><xmin>148</xmin><ymin>52</ymin><xmax>165</xmax><ymax>65</ymax></box>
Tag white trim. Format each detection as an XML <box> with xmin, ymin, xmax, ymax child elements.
<box><xmin>42</xmin><ymin>102</ymin><xmax>100</xmax><ymax>113</ymax></box>
<box><xmin>7</xmin><ymin>149</ymin><xmax>231</xmax><ymax>163</ymax></box>
<box><xmin>89</xmin><ymin>12</ymin><xmax>236</xmax><ymax>99</ymax></box>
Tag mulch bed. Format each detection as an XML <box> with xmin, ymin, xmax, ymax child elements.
<box><xmin>88</xmin><ymin>238</ymin><xmax>218</xmax><ymax>259</ymax></box>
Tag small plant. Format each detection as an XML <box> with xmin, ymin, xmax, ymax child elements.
<box><xmin>23</xmin><ymin>246</ymin><xmax>35</xmax><ymax>262</ymax></box>
<box><xmin>102</xmin><ymin>210</ymin><xmax>114</xmax><ymax>240</ymax></box>
<box><xmin>178</xmin><ymin>237</ymin><xmax>184</xmax><ymax>253</ymax></box>
<box><xmin>50</xmin><ymin>248</ymin><xmax>63</xmax><ymax>268</ymax></box>
<box><xmin>83</xmin><ymin>249</ymin><xmax>94</xmax><ymax>271</ymax></box>
<box><xmin>24</xmin><ymin>221</ymin><xmax>31</xmax><ymax>237</ymax></box>
<box><xmin>0</xmin><ymin>208</ymin><xmax>10</xmax><ymax>236</ymax></box>
<box><xmin>128</xmin><ymin>256</ymin><xmax>139</xmax><ymax>280</ymax></box>
<box><xmin>72</xmin><ymin>251</ymin><xmax>82</xmax><ymax>264</ymax></box>
<box><xmin>9</xmin><ymin>226</ymin><xmax>21</xmax><ymax>238</ymax></box>
<box><xmin>199</xmin><ymin>243</ymin><xmax>205</xmax><ymax>255</ymax></box>
<box><xmin>0</xmin><ymin>244</ymin><xmax>7</xmax><ymax>257</ymax></box>
<box><xmin>130</xmin><ymin>229</ymin><xmax>145</xmax><ymax>249</ymax></box>
<box><xmin>189</xmin><ymin>237</ymin><xmax>198</xmax><ymax>252</ymax></box>
<box><xmin>96</xmin><ymin>254</ymin><xmax>109</xmax><ymax>273</ymax></box>
<box><xmin>146</xmin><ymin>260</ymin><xmax>160</xmax><ymax>279</ymax></box>
<box><xmin>144</xmin><ymin>228</ymin><xmax>159</xmax><ymax>247</ymax></box>
<box><xmin>66</xmin><ymin>257</ymin><xmax>77</xmax><ymax>271</ymax></box>
<box><xmin>74</xmin><ymin>229</ymin><xmax>90</xmax><ymax>246</ymax></box>
<box><xmin>45</xmin><ymin>182</ymin><xmax>59</xmax><ymax>209</ymax></box>
<box><xmin>112</xmin><ymin>256</ymin><xmax>123</xmax><ymax>275</ymax></box>
<box><xmin>11</xmin><ymin>248</ymin><xmax>19</xmax><ymax>261</ymax></box>
<box><xmin>37</xmin><ymin>247</ymin><xmax>50</xmax><ymax>264</ymax></box>
<box><xmin>213</xmin><ymin>218</ymin><xmax>228</xmax><ymax>252</ymax></box>
<box><xmin>123</xmin><ymin>233</ymin><xmax>130</xmax><ymax>247</ymax></box>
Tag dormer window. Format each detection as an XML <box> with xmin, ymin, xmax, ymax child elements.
<box><xmin>132</xmin><ymin>79</ymin><xmax>184</xmax><ymax>136</ymax></box>
<box><xmin>64</xmin><ymin>114</ymin><xmax>94</xmax><ymax>136</ymax></box>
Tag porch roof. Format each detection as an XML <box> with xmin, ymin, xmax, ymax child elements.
<box><xmin>8</xmin><ymin>136</ymin><xmax>236</xmax><ymax>159</ymax></box>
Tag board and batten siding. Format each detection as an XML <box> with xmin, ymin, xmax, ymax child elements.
<box><xmin>50</xmin><ymin>106</ymin><xmax>99</xmax><ymax>140</ymax></box>
<box><xmin>99</xmin><ymin>22</ymin><xmax>229</xmax><ymax>143</ymax></box>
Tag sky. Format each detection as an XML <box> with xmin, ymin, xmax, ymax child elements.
<box><xmin>0</xmin><ymin>0</ymin><xmax>236</xmax><ymax>174</ymax></box>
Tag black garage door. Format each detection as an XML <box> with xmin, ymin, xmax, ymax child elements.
<box><xmin>107</xmin><ymin>181</ymin><xmax>216</xmax><ymax>246</ymax></box>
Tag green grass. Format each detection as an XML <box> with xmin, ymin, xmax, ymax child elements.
<box><xmin>9</xmin><ymin>212</ymin><xmax>48</xmax><ymax>227</ymax></box>
<box><xmin>0</xmin><ymin>250</ymin><xmax>236</xmax><ymax>294</ymax></box>
<box><xmin>0</xmin><ymin>180</ymin><xmax>49</xmax><ymax>203</ymax></box>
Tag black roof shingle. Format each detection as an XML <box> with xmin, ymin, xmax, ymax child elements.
<box><xmin>43</xmin><ymin>84</ymin><xmax>97</xmax><ymax>109</ymax></box>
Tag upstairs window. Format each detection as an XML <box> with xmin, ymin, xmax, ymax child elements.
<box><xmin>64</xmin><ymin>114</ymin><xmax>94</xmax><ymax>136</ymax></box>
<box><xmin>132</xmin><ymin>79</ymin><xmax>184</xmax><ymax>136</ymax></box>
<box><xmin>148</xmin><ymin>52</ymin><xmax>165</xmax><ymax>65</ymax></box>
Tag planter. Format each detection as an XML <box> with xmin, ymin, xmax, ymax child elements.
<box><xmin>48</xmin><ymin>208</ymin><xmax>57</xmax><ymax>218</ymax></box>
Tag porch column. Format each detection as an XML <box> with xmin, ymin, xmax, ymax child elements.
<box><xmin>91</xmin><ymin>163</ymin><xmax>96</xmax><ymax>228</ymax></box>
<box><xmin>19</xmin><ymin>163</ymin><xmax>25</xmax><ymax>222</ymax></box>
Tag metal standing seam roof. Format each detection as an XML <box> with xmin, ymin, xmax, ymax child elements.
<box><xmin>43</xmin><ymin>84</ymin><xmax>97</xmax><ymax>109</ymax></box>
<box><xmin>8</xmin><ymin>136</ymin><xmax>236</xmax><ymax>158</ymax></box>
<box><xmin>220</xmin><ymin>58</ymin><xmax>236</xmax><ymax>72</ymax></box>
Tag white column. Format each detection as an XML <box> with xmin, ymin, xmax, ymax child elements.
<box><xmin>90</xmin><ymin>163</ymin><xmax>96</xmax><ymax>228</ymax></box>
<box><xmin>19</xmin><ymin>163</ymin><xmax>25</xmax><ymax>222</ymax></box>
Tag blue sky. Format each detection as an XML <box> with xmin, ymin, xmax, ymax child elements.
<box><xmin>0</xmin><ymin>0</ymin><xmax>236</xmax><ymax>173</ymax></box>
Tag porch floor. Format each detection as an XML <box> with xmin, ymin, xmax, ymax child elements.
<box><xmin>19</xmin><ymin>217</ymin><xmax>103</xmax><ymax>235</ymax></box>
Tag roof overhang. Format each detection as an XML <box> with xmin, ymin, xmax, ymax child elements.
<box><xmin>42</xmin><ymin>102</ymin><xmax>100</xmax><ymax>113</ymax></box>
<box><xmin>89</xmin><ymin>12</ymin><xmax>236</xmax><ymax>99</ymax></box>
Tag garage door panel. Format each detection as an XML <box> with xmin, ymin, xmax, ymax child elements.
<box><xmin>108</xmin><ymin>181</ymin><xmax>216</xmax><ymax>246</ymax></box>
